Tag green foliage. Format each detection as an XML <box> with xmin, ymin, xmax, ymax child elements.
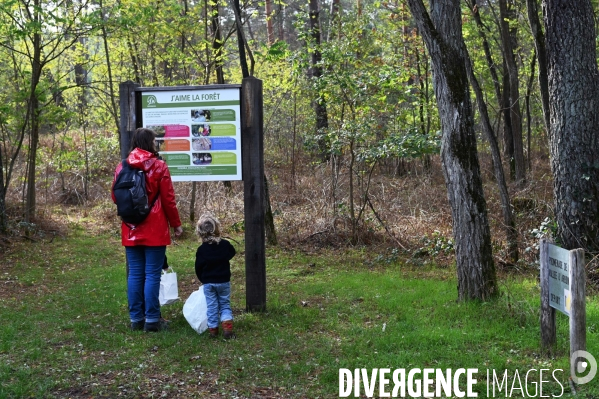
<box><xmin>365</xmin><ymin>247</ymin><xmax>401</xmax><ymax>266</ymax></box>
<box><xmin>530</xmin><ymin>217</ymin><xmax>559</xmax><ymax>247</ymax></box>
<box><xmin>41</xmin><ymin>131</ymin><xmax>119</xmax><ymax>179</ymax></box>
<box><xmin>414</xmin><ymin>230</ymin><xmax>455</xmax><ymax>258</ymax></box>
<box><xmin>255</xmin><ymin>40</ymin><xmax>291</xmax><ymax>62</ymax></box>
<box><xmin>294</xmin><ymin>1</ymin><xmax>440</xmax><ymax>163</ymax></box>
<box><xmin>363</xmin><ymin>128</ymin><xmax>441</xmax><ymax>162</ymax></box>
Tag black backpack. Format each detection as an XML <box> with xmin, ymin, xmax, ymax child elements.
<box><xmin>112</xmin><ymin>160</ymin><xmax>157</xmax><ymax>225</ymax></box>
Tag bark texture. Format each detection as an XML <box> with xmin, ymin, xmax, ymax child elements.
<box><xmin>465</xmin><ymin>50</ymin><xmax>518</xmax><ymax>265</ymax></box>
<box><xmin>499</xmin><ymin>0</ymin><xmax>525</xmax><ymax>184</ymax></box>
<box><xmin>526</xmin><ymin>0</ymin><xmax>550</xmax><ymax>130</ymax></box>
<box><xmin>308</xmin><ymin>0</ymin><xmax>329</xmax><ymax>159</ymax></box>
<box><xmin>543</xmin><ymin>0</ymin><xmax>599</xmax><ymax>251</ymax></box>
<box><xmin>406</xmin><ymin>0</ymin><xmax>498</xmax><ymax>300</ymax></box>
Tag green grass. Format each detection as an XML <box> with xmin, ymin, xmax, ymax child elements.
<box><xmin>0</xmin><ymin>226</ymin><xmax>598</xmax><ymax>398</ymax></box>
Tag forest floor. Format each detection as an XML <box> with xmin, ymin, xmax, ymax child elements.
<box><xmin>1</xmin><ymin>151</ymin><xmax>598</xmax><ymax>398</ymax></box>
<box><xmin>1</xmin><ymin>223</ymin><xmax>598</xmax><ymax>398</ymax></box>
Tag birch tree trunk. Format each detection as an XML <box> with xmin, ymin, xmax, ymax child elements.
<box><xmin>406</xmin><ymin>0</ymin><xmax>498</xmax><ymax>300</ymax></box>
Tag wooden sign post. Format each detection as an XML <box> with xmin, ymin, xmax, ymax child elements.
<box><xmin>118</xmin><ymin>81</ymin><xmax>140</xmax><ymax>161</ymax></box>
<box><xmin>539</xmin><ymin>239</ymin><xmax>585</xmax><ymax>381</ymax></box>
<box><xmin>241</xmin><ymin>77</ymin><xmax>266</xmax><ymax>312</ymax></box>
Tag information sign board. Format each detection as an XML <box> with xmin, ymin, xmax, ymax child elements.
<box><xmin>547</xmin><ymin>243</ymin><xmax>572</xmax><ymax>315</ymax></box>
<box><xmin>140</xmin><ymin>87</ymin><xmax>241</xmax><ymax>182</ymax></box>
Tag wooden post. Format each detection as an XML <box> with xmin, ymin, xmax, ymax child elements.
<box><xmin>264</xmin><ymin>174</ymin><xmax>278</xmax><ymax>246</ymax></box>
<box><xmin>569</xmin><ymin>248</ymin><xmax>586</xmax><ymax>375</ymax></box>
<box><xmin>118</xmin><ymin>81</ymin><xmax>139</xmax><ymax>278</ymax></box>
<box><xmin>242</xmin><ymin>77</ymin><xmax>266</xmax><ymax>311</ymax></box>
<box><xmin>119</xmin><ymin>81</ymin><xmax>140</xmax><ymax>160</ymax></box>
<box><xmin>540</xmin><ymin>238</ymin><xmax>556</xmax><ymax>351</ymax></box>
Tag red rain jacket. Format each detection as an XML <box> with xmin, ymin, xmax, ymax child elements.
<box><xmin>111</xmin><ymin>148</ymin><xmax>182</xmax><ymax>246</ymax></box>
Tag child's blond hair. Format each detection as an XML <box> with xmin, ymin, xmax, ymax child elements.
<box><xmin>196</xmin><ymin>214</ymin><xmax>222</xmax><ymax>244</ymax></box>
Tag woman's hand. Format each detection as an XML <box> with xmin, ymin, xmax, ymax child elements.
<box><xmin>174</xmin><ymin>226</ymin><xmax>183</xmax><ymax>237</ymax></box>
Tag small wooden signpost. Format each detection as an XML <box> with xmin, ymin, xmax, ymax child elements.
<box><xmin>539</xmin><ymin>238</ymin><xmax>586</xmax><ymax>381</ymax></box>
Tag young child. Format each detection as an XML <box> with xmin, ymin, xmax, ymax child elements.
<box><xmin>195</xmin><ymin>214</ymin><xmax>236</xmax><ymax>338</ymax></box>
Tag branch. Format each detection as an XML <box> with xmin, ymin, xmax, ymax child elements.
<box><xmin>366</xmin><ymin>195</ymin><xmax>406</xmax><ymax>250</ymax></box>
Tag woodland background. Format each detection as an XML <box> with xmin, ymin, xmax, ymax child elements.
<box><xmin>0</xmin><ymin>0</ymin><xmax>596</xmax><ymax>291</ymax></box>
<box><xmin>4</xmin><ymin>1</ymin><xmax>599</xmax><ymax>396</ymax></box>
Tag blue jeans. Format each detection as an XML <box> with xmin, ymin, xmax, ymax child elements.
<box><xmin>203</xmin><ymin>283</ymin><xmax>233</xmax><ymax>328</ymax></box>
<box><xmin>125</xmin><ymin>246</ymin><xmax>166</xmax><ymax>323</ymax></box>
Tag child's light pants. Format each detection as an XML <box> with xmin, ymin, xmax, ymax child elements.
<box><xmin>203</xmin><ymin>282</ymin><xmax>233</xmax><ymax>328</ymax></box>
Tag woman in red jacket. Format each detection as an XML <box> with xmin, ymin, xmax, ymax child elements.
<box><xmin>112</xmin><ymin>128</ymin><xmax>183</xmax><ymax>332</ymax></box>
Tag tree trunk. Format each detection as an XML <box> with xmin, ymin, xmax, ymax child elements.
<box><xmin>99</xmin><ymin>0</ymin><xmax>119</xmax><ymax>134</ymax></box>
<box><xmin>2</xmin><ymin>55</ymin><xmax>29</xmax><ymax>233</ymax></box>
<box><xmin>467</xmin><ymin>0</ymin><xmax>502</xmax><ymax>111</ymax></box>
<box><xmin>25</xmin><ymin>5</ymin><xmax>42</xmax><ymax>222</ymax></box>
<box><xmin>543</xmin><ymin>0</ymin><xmax>599</xmax><ymax>251</ymax></box>
<box><xmin>265</xmin><ymin>0</ymin><xmax>275</xmax><ymax>44</ymax></box>
<box><xmin>264</xmin><ymin>175</ymin><xmax>277</xmax><ymax>245</ymax></box>
<box><xmin>468</xmin><ymin>0</ymin><xmax>514</xmax><ymax>180</ymax></box>
<box><xmin>278</xmin><ymin>2</ymin><xmax>285</xmax><ymax>41</ymax></box>
<box><xmin>525</xmin><ymin>50</ymin><xmax>536</xmax><ymax>170</ymax></box>
<box><xmin>465</xmin><ymin>50</ymin><xmax>518</xmax><ymax>265</ymax></box>
<box><xmin>127</xmin><ymin>37</ymin><xmax>141</xmax><ymax>84</ymax></box>
<box><xmin>499</xmin><ymin>0</ymin><xmax>525</xmax><ymax>184</ymax></box>
<box><xmin>291</xmin><ymin>90</ymin><xmax>297</xmax><ymax>190</ymax></box>
<box><xmin>327</xmin><ymin>0</ymin><xmax>341</xmax><ymax>41</ymax></box>
<box><xmin>211</xmin><ymin>1</ymin><xmax>225</xmax><ymax>84</ymax></box>
<box><xmin>74</xmin><ymin>37</ymin><xmax>89</xmax><ymax>201</ymax></box>
<box><xmin>527</xmin><ymin>0</ymin><xmax>550</xmax><ymax>131</ymax></box>
<box><xmin>349</xmin><ymin>139</ymin><xmax>356</xmax><ymax>243</ymax></box>
<box><xmin>308</xmin><ymin>0</ymin><xmax>329</xmax><ymax>160</ymax></box>
<box><xmin>233</xmin><ymin>0</ymin><xmax>249</xmax><ymax>78</ymax></box>
<box><xmin>211</xmin><ymin>3</ymin><xmax>231</xmax><ymax>192</ymax></box>
<box><xmin>203</xmin><ymin>0</ymin><xmax>210</xmax><ymax>82</ymax></box>
<box><xmin>415</xmin><ymin>41</ymin><xmax>427</xmax><ymax>136</ymax></box>
<box><xmin>407</xmin><ymin>0</ymin><xmax>498</xmax><ymax>301</ymax></box>
<box><xmin>0</xmin><ymin>145</ymin><xmax>5</xmax><ymax>233</ymax></box>
<box><xmin>190</xmin><ymin>182</ymin><xmax>197</xmax><ymax>222</ymax></box>
<box><xmin>501</xmin><ymin>60</ymin><xmax>515</xmax><ymax>179</ymax></box>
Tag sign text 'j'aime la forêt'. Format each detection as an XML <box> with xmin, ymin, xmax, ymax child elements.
<box><xmin>141</xmin><ymin>87</ymin><xmax>241</xmax><ymax>182</ymax></box>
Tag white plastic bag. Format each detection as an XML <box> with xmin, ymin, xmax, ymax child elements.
<box><xmin>159</xmin><ymin>268</ymin><xmax>179</xmax><ymax>306</ymax></box>
<box><xmin>183</xmin><ymin>286</ymin><xmax>208</xmax><ymax>334</ymax></box>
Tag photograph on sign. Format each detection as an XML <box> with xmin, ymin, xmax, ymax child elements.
<box><xmin>140</xmin><ymin>88</ymin><xmax>241</xmax><ymax>182</ymax></box>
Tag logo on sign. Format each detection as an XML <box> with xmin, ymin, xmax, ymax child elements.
<box><xmin>146</xmin><ymin>95</ymin><xmax>158</xmax><ymax>107</ymax></box>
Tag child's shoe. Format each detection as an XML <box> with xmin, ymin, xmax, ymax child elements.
<box><xmin>144</xmin><ymin>319</ymin><xmax>169</xmax><ymax>332</ymax></box>
<box><xmin>131</xmin><ymin>320</ymin><xmax>144</xmax><ymax>331</ymax></box>
<box><xmin>208</xmin><ymin>327</ymin><xmax>219</xmax><ymax>338</ymax></box>
<box><xmin>222</xmin><ymin>320</ymin><xmax>235</xmax><ymax>339</ymax></box>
